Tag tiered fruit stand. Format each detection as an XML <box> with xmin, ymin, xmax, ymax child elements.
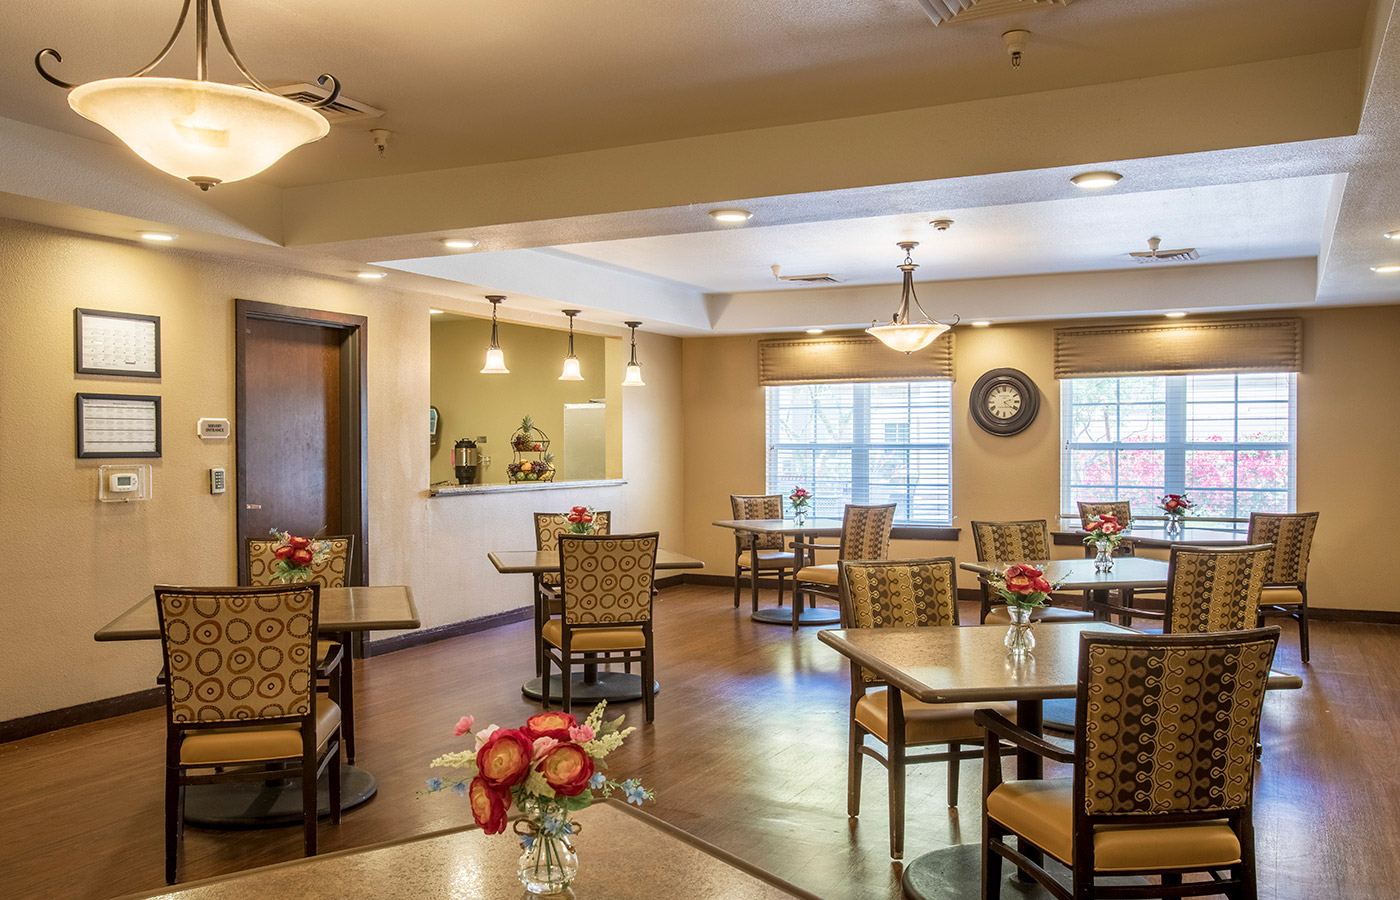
<box><xmin>507</xmin><ymin>415</ymin><xmax>555</xmax><ymax>483</ymax></box>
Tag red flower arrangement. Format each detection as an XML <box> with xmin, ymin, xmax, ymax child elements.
<box><xmin>1158</xmin><ymin>493</ymin><xmax>1195</xmax><ymax>517</ymax></box>
<box><xmin>563</xmin><ymin>505</ymin><xmax>599</xmax><ymax>534</ymax></box>
<box><xmin>1082</xmin><ymin>513</ymin><xmax>1125</xmax><ymax>549</ymax></box>
<box><xmin>268</xmin><ymin>529</ymin><xmax>330</xmax><ymax>582</ymax></box>
<box><xmin>989</xmin><ymin>563</ymin><xmax>1062</xmax><ymax>611</ymax></box>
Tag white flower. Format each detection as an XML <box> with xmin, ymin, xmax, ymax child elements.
<box><xmin>430</xmin><ymin>749</ymin><xmax>479</xmax><ymax>771</ymax></box>
<box><xmin>475</xmin><ymin>725</ymin><xmax>500</xmax><ymax>751</ymax></box>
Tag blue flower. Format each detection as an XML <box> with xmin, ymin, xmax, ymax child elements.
<box><xmin>520</xmin><ymin>834</ymin><xmax>535</xmax><ymax>851</ymax></box>
<box><xmin>540</xmin><ymin>814</ymin><xmax>563</xmax><ymax>836</ymax></box>
<box><xmin>452</xmin><ymin>782</ymin><xmax>467</xmax><ymax>797</ymax></box>
<box><xmin>623</xmin><ymin>781</ymin><xmax>648</xmax><ymax>806</ymax></box>
<box><xmin>588</xmin><ymin>772</ymin><xmax>606</xmax><ymax>790</ymax></box>
<box><xmin>425</xmin><ymin>778</ymin><xmax>443</xmax><ymax>791</ymax></box>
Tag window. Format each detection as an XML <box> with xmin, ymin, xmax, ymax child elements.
<box><xmin>1061</xmin><ymin>373</ymin><xmax>1296</xmax><ymax>518</ymax></box>
<box><xmin>765</xmin><ymin>381</ymin><xmax>952</xmax><ymax>525</ymax></box>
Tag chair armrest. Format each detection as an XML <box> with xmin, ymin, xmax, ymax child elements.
<box><xmin>973</xmin><ymin>709</ymin><xmax>1075</xmax><ymax>764</ymax></box>
<box><xmin>316</xmin><ymin>641</ymin><xmax>345</xmax><ymax>678</ymax></box>
<box><xmin>789</xmin><ymin>540</ymin><xmax>839</xmax><ymax>553</ymax></box>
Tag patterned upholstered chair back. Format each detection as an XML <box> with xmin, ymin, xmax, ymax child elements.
<box><xmin>970</xmin><ymin>520</ymin><xmax>1050</xmax><ymax>562</ymax></box>
<box><xmin>559</xmin><ymin>533</ymin><xmax>658</xmax><ymax>625</ymax></box>
<box><xmin>839</xmin><ymin>504</ymin><xmax>897</xmax><ymax>560</ymax></box>
<box><xmin>155</xmin><ymin>584</ymin><xmax>319</xmax><ymax>724</ymax></box>
<box><xmin>730</xmin><ymin>495</ymin><xmax>786</xmax><ymax>550</ymax></box>
<box><xmin>1076</xmin><ymin>628</ymin><xmax>1279</xmax><ymax>816</ymax></box>
<box><xmin>1164</xmin><ymin>544</ymin><xmax>1272</xmax><ymax>634</ymax></box>
<box><xmin>1077</xmin><ymin>501</ymin><xmax>1133</xmax><ymax>530</ymax></box>
<box><xmin>1248</xmin><ymin>512</ymin><xmax>1318</xmax><ymax>585</ymax></box>
<box><xmin>839</xmin><ymin>558</ymin><xmax>958</xmax><ymax>684</ymax></box>
<box><xmin>247</xmin><ymin>536</ymin><xmax>353</xmax><ymax>588</ymax></box>
<box><xmin>536</xmin><ymin>512</ymin><xmax>612</xmax><ymax>587</ymax></box>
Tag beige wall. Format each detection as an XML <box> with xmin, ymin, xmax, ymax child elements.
<box><xmin>429</xmin><ymin>317</ymin><xmax>611</xmax><ymax>485</ymax></box>
<box><xmin>681</xmin><ymin>307</ymin><xmax>1400</xmax><ymax>612</ymax></box>
<box><xmin>0</xmin><ymin>218</ymin><xmax>684</xmax><ymax>722</ymax></box>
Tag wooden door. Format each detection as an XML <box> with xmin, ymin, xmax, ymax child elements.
<box><xmin>236</xmin><ymin>300</ymin><xmax>368</xmax><ymax>585</ymax></box>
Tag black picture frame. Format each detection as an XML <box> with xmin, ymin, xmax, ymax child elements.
<box><xmin>969</xmin><ymin>367</ymin><xmax>1041</xmax><ymax>436</ymax></box>
<box><xmin>74</xmin><ymin>308</ymin><xmax>162</xmax><ymax>377</ymax></box>
<box><xmin>76</xmin><ymin>393</ymin><xmax>162</xmax><ymax>458</ymax></box>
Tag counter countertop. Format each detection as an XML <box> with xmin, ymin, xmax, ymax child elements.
<box><xmin>430</xmin><ymin>478</ymin><xmax>626</xmax><ymax>497</ymax></box>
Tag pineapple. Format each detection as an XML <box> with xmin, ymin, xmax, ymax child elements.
<box><xmin>520</xmin><ymin>414</ymin><xmax>534</xmax><ymax>435</ymax></box>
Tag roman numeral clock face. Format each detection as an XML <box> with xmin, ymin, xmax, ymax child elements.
<box><xmin>970</xmin><ymin>368</ymin><xmax>1040</xmax><ymax>436</ymax></box>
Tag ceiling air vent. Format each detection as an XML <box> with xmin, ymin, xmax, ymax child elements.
<box><xmin>771</xmin><ymin>265</ymin><xmax>844</xmax><ymax>285</ymax></box>
<box><xmin>269</xmin><ymin>83</ymin><xmax>385</xmax><ymax>124</ymax></box>
<box><xmin>914</xmin><ymin>0</ymin><xmax>1074</xmax><ymax>27</ymax></box>
<box><xmin>1130</xmin><ymin>237</ymin><xmax>1200</xmax><ymax>263</ymax></box>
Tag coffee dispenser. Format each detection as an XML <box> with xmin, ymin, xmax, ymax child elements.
<box><xmin>453</xmin><ymin>438</ymin><xmax>479</xmax><ymax>485</ymax></box>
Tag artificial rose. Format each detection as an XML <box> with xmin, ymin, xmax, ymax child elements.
<box><xmin>474</xmin><ymin>725</ymin><xmax>499</xmax><ymax>750</ymax></box>
<box><xmin>468</xmin><ymin>776</ymin><xmax>510</xmax><ymax>834</ymax></box>
<box><xmin>1002</xmin><ymin>564</ymin><xmax>1046</xmax><ymax>595</ymax></box>
<box><xmin>532</xmin><ymin>736</ymin><xmax>560</xmax><ymax>760</ymax></box>
<box><xmin>523</xmin><ymin>711</ymin><xmax>577</xmax><ymax>742</ymax></box>
<box><xmin>537</xmin><ymin>743</ymin><xmax>595</xmax><ymax>796</ymax></box>
<box><xmin>453</xmin><ymin>715</ymin><xmax>475</xmax><ymax>737</ymax></box>
<box><xmin>475</xmin><ymin>728</ymin><xmax>534</xmax><ymax>788</ymax></box>
<box><xmin>570</xmin><ymin>506</ymin><xmax>588</xmax><ymax>515</ymax></box>
<box><xmin>568</xmin><ymin>724</ymin><xmax>595</xmax><ymax>744</ymax></box>
<box><xmin>273</xmin><ymin>545</ymin><xmax>294</xmax><ymax>560</ymax></box>
<box><xmin>290</xmin><ymin>547</ymin><xmax>314</xmax><ymax>566</ymax></box>
<box><xmin>1030</xmin><ymin>577</ymin><xmax>1054</xmax><ymax>593</ymax></box>
<box><xmin>288</xmin><ymin>536</ymin><xmax>311</xmax><ymax>549</ymax></box>
<box><xmin>1094</xmin><ymin>515</ymin><xmax>1122</xmax><ymax>535</ymax></box>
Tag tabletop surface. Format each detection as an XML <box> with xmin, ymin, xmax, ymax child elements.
<box><xmin>95</xmin><ymin>585</ymin><xmax>421</xmax><ymax>642</ymax></box>
<box><xmin>959</xmin><ymin>557</ymin><xmax>1171</xmax><ymax>590</ymax></box>
<box><xmin>712</xmin><ymin>517</ymin><xmax>846</xmax><ymax>535</ymax></box>
<box><xmin>125</xmin><ymin>800</ymin><xmax>822</xmax><ymax>900</ymax></box>
<box><xmin>1054</xmin><ymin>518</ymin><xmax>1250</xmax><ymax>546</ymax></box>
<box><xmin>818</xmin><ymin>622</ymin><xmax>1303</xmax><ymax>703</ymax></box>
<box><xmin>488</xmin><ymin>548</ymin><xmax>705</xmax><ymax>575</ymax></box>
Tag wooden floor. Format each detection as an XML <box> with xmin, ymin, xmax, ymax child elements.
<box><xmin>0</xmin><ymin>583</ymin><xmax>1393</xmax><ymax>900</ymax></box>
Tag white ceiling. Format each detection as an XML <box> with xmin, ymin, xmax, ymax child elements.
<box><xmin>542</xmin><ymin>176</ymin><xmax>1340</xmax><ymax>293</ymax></box>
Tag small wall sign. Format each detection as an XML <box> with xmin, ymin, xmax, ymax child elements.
<box><xmin>197</xmin><ymin>417</ymin><xmax>232</xmax><ymax>439</ymax></box>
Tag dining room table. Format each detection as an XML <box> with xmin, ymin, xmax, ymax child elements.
<box><xmin>487</xmin><ymin>547</ymin><xmax>704</xmax><ymax>704</ymax></box>
<box><xmin>817</xmin><ymin>621</ymin><xmax>1303</xmax><ymax>900</ymax></box>
<box><xmin>711</xmin><ymin>516</ymin><xmax>848</xmax><ymax>626</ymax></box>
<box><xmin>94</xmin><ymin>584</ymin><xmax>420</xmax><ymax>828</ymax></box>
<box><xmin>126</xmin><ymin>798</ymin><xmax>824</xmax><ymax>900</ymax></box>
<box><xmin>1051</xmin><ymin>516</ymin><xmax>1250</xmax><ymax>550</ymax></box>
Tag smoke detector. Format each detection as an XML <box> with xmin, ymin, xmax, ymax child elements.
<box><xmin>1130</xmin><ymin>236</ymin><xmax>1200</xmax><ymax>263</ymax></box>
<box><xmin>771</xmin><ymin>264</ymin><xmax>844</xmax><ymax>285</ymax></box>
<box><xmin>929</xmin><ymin>218</ymin><xmax>955</xmax><ymax>231</ymax></box>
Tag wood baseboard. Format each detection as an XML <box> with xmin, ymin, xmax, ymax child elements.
<box><xmin>0</xmin><ymin>687</ymin><xmax>165</xmax><ymax>745</ymax></box>
<box><xmin>365</xmin><ymin>606</ymin><xmax>533</xmax><ymax>656</ymax></box>
<box><xmin>1308</xmin><ymin>607</ymin><xmax>1400</xmax><ymax>625</ymax></box>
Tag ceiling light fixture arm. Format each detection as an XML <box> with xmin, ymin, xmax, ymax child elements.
<box><xmin>885</xmin><ymin>242</ymin><xmax>958</xmax><ymax>329</ymax></box>
<box><xmin>34</xmin><ymin>0</ymin><xmax>340</xmax><ymax>108</ymax></box>
<box><xmin>625</xmin><ymin>321</ymin><xmax>642</xmax><ymax>366</ymax></box>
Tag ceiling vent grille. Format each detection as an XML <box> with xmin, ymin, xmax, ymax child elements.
<box><xmin>269</xmin><ymin>83</ymin><xmax>385</xmax><ymax>123</ymax></box>
<box><xmin>915</xmin><ymin>0</ymin><xmax>1074</xmax><ymax>27</ymax></box>
<box><xmin>771</xmin><ymin>265</ymin><xmax>844</xmax><ymax>285</ymax></box>
<box><xmin>1130</xmin><ymin>237</ymin><xmax>1200</xmax><ymax>263</ymax></box>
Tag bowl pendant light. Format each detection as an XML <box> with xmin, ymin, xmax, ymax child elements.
<box><xmin>866</xmin><ymin>242</ymin><xmax>958</xmax><ymax>354</ymax></box>
<box><xmin>622</xmin><ymin>321</ymin><xmax>646</xmax><ymax>387</ymax></box>
<box><xmin>481</xmin><ymin>296</ymin><xmax>510</xmax><ymax>374</ymax></box>
<box><xmin>558</xmin><ymin>310</ymin><xmax>584</xmax><ymax>381</ymax></box>
<box><xmin>35</xmin><ymin>0</ymin><xmax>340</xmax><ymax>189</ymax></box>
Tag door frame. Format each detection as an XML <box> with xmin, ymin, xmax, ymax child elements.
<box><xmin>235</xmin><ymin>298</ymin><xmax>369</xmax><ymax>587</ymax></box>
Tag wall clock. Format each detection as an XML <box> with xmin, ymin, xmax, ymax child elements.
<box><xmin>970</xmin><ymin>367</ymin><xmax>1040</xmax><ymax>436</ymax></box>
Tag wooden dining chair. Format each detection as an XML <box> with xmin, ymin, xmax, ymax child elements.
<box><xmin>1249</xmin><ymin>511</ymin><xmax>1319</xmax><ymax>662</ymax></box>
<box><xmin>246</xmin><ymin>535</ymin><xmax>355</xmax><ymax>761</ymax></box>
<box><xmin>156</xmin><ymin>583</ymin><xmax>342</xmax><ymax>884</ymax></box>
<box><xmin>838</xmin><ymin>558</ymin><xmax>1013</xmax><ymax>859</ymax></box>
<box><xmin>533</xmin><ymin>511</ymin><xmax>612</xmax><ymax>672</ymax></box>
<box><xmin>790</xmin><ymin>503</ymin><xmax>896</xmax><ymax>632</ymax></box>
<box><xmin>542</xmin><ymin>533</ymin><xmax>658</xmax><ymax>722</ymax></box>
<box><xmin>1075</xmin><ymin>500</ymin><xmax>1134</xmax><ymax>531</ymax></box>
<box><xmin>975</xmin><ymin>626</ymin><xmax>1280</xmax><ymax>900</ymax></box>
<box><xmin>729</xmin><ymin>494</ymin><xmax>796</xmax><ymax>612</ymax></box>
<box><xmin>1098</xmin><ymin>543</ymin><xmax>1273</xmax><ymax>635</ymax></box>
<box><xmin>970</xmin><ymin>520</ymin><xmax>1095</xmax><ymax>625</ymax></box>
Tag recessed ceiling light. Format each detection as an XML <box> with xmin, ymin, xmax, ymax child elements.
<box><xmin>1384</xmin><ymin>231</ymin><xmax>1400</xmax><ymax>240</ymax></box>
<box><xmin>357</xmin><ymin>272</ymin><xmax>388</xmax><ymax>279</ymax></box>
<box><xmin>970</xmin><ymin>320</ymin><xmax>992</xmax><ymax>328</ymax></box>
<box><xmin>1164</xmin><ymin>311</ymin><xmax>1188</xmax><ymax>318</ymax></box>
<box><xmin>441</xmin><ymin>238</ymin><xmax>479</xmax><ymax>249</ymax></box>
<box><xmin>1371</xmin><ymin>265</ymin><xmax>1400</xmax><ymax>273</ymax></box>
<box><xmin>709</xmin><ymin>208</ymin><xmax>752</xmax><ymax>223</ymax></box>
<box><xmin>429</xmin><ymin>308</ymin><xmax>444</xmax><ymax>314</ymax></box>
<box><xmin>139</xmin><ymin>231</ymin><xmax>177</xmax><ymax>241</ymax></box>
<box><xmin>1070</xmin><ymin>171</ymin><xmax>1123</xmax><ymax>189</ymax></box>
<box><xmin>805</xmin><ymin>328</ymin><xmax>825</xmax><ymax>334</ymax></box>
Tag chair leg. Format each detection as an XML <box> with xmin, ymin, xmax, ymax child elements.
<box><xmin>888</xmin><ymin>735</ymin><xmax>906</xmax><ymax>859</ymax></box>
<box><xmin>165</xmin><ymin>769</ymin><xmax>182</xmax><ymax>885</ymax></box>
<box><xmin>733</xmin><ymin>561</ymin><xmax>742</xmax><ymax>608</ymax></box>
<box><xmin>982</xmin><ymin>820</ymin><xmax>1003</xmax><ymax>900</ymax></box>
<box><xmin>561</xmin><ymin>649</ymin><xmax>573</xmax><ymax>711</ymax></box>
<box><xmin>777</xmin><ymin>570</ymin><xmax>786</xmax><ymax>607</ymax></box>
<box><xmin>541</xmin><ymin>649</ymin><xmax>552</xmax><ymax>710</ymax></box>
<box><xmin>847</xmin><ymin>718</ymin><xmax>863</xmax><ymax>817</ymax></box>
<box><xmin>304</xmin><ymin>741</ymin><xmax>320</xmax><ymax>856</ymax></box>
<box><xmin>339</xmin><ymin>653</ymin><xmax>356</xmax><ymax>765</ymax></box>
<box><xmin>1298</xmin><ymin>587</ymin><xmax>1311</xmax><ymax>664</ymax></box>
<box><xmin>329</xmin><ymin>737</ymin><xmax>342</xmax><ymax>825</ymax></box>
<box><xmin>947</xmin><ymin>743</ymin><xmax>960</xmax><ymax>807</ymax></box>
<box><xmin>1161</xmin><ymin>873</ymin><xmax>1182</xmax><ymax>887</ymax></box>
<box><xmin>641</xmin><ymin>648</ymin><xmax>655</xmax><ymax>723</ymax></box>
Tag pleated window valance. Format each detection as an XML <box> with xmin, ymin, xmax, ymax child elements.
<box><xmin>758</xmin><ymin>332</ymin><xmax>955</xmax><ymax>385</ymax></box>
<box><xmin>1054</xmin><ymin>318</ymin><xmax>1302</xmax><ymax>379</ymax></box>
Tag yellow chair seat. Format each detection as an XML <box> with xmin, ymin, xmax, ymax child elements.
<box><xmin>315</xmin><ymin>640</ymin><xmax>339</xmax><ymax>666</ymax></box>
<box><xmin>542</xmin><ymin>618</ymin><xmax>646</xmax><ymax>651</ymax></box>
<box><xmin>179</xmin><ymin>699</ymin><xmax>342</xmax><ymax>766</ymax></box>
<box><xmin>739</xmin><ymin>549</ymin><xmax>796</xmax><ymax>569</ymax></box>
<box><xmin>855</xmin><ymin>689</ymin><xmax>1014</xmax><ymax>745</ymax></box>
<box><xmin>1260</xmin><ymin>585</ymin><xmax>1304</xmax><ymax>606</ymax></box>
<box><xmin>985</xmin><ymin>606</ymin><xmax>1096</xmax><ymax>626</ymax></box>
<box><xmin>795</xmin><ymin>564</ymin><xmax>839</xmax><ymax>586</ymax></box>
<box><xmin>986</xmin><ymin>778</ymin><xmax>1242</xmax><ymax>873</ymax></box>
<box><xmin>541</xmin><ymin>571</ymin><xmax>561</xmax><ymax>588</ymax></box>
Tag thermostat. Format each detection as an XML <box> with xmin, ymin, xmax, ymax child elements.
<box><xmin>197</xmin><ymin>417</ymin><xmax>231</xmax><ymax>439</ymax></box>
<box><xmin>110</xmin><ymin>472</ymin><xmax>139</xmax><ymax>492</ymax></box>
<box><xmin>98</xmin><ymin>464</ymin><xmax>152</xmax><ymax>502</ymax></box>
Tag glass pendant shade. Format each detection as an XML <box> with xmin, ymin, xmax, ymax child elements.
<box><xmin>558</xmin><ymin>355</ymin><xmax>583</xmax><ymax>381</ymax></box>
<box><xmin>481</xmin><ymin>346</ymin><xmax>509</xmax><ymax>374</ymax></box>
<box><xmin>866</xmin><ymin>321</ymin><xmax>952</xmax><ymax>354</ymax></box>
<box><xmin>69</xmin><ymin>78</ymin><xmax>329</xmax><ymax>188</ymax></box>
<box><xmin>622</xmin><ymin>363</ymin><xmax>645</xmax><ymax>386</ymax></box>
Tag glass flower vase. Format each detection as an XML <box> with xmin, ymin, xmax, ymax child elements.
<box><xmin>1093</xmin><ymin>540</ymin><xmax>1115</xmax><ymax>572</ymax></box>
<box><xmin>792</xmin><ymin>507</ymin><xmax>807</xmax><ymax>526</ymax></box>
<box><xmin>1004</xmin><ymin>605</ymin><xmax>1036</xmax><ymax>656</ymax></box>
<box><xmin>517</xmin><ymin>812</ymin><xmax>578</xmax><ymax>895</ymax></box>
<box><xmin>1165</xmin><ymin>514</ymin><xmax>1184</xmax><ymax>536</ymax></box>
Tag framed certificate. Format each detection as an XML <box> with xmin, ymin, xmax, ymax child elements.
<box><xmin>75</xmin><ymin>308</ymin><xmax>161</xmax><ymax>377</ymax></box>
<box><xmin>76</xmin><ymin>393</ymin><xmax>162</xmax><ymax>458</ymax></box>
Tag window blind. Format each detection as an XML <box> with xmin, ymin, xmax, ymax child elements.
<box><xmin>1054</xmin><ymin>318</ymin><xmax>1301</xmax><ymax>379</ymax></box>
<box><xmin>758</xmin><ymin>333</ymin><xmax>955</xmax><ymax>385</ymax></box>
